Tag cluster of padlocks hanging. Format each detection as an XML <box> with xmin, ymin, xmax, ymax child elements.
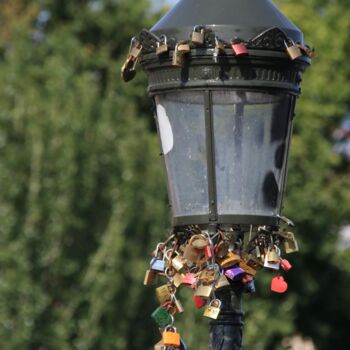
<box><xmin>145</xmin><ymin>222</ymin><xmax>299</xmax><ymax>349</ymax></box>
<box><xmin>121</xmin><ymin>26</ymin><xmax>315</xmax><ymax>82</ymax></box>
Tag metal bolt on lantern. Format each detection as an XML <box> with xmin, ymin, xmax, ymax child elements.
<box><xmin>121</xmin><ymin>0</ymin><xmax>314</xmax><ymax>349</ymax></box>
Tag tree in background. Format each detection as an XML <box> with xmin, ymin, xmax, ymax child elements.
<box><xmin>0</xmin><ymin>0</ymin><xmax>349</xmax><ymax>349</ymax></box>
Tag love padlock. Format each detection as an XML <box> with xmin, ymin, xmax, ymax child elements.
<box><xmin>280</xmin><ymin>259</ymin><xmax>292</xmax><ymax>272</ymax></box>
<box><xmin>271</xmin><ymin>275</ymin><xmax>288</xmax><ymax>293</ymax></box>
<box><xmin>151</xmin><ymin>306</ymin><xmax>173</xmax><ymax>328</ymax></box>
<box><xmin>193</xmin><ymin>294</ymin><xmax>206</xmax><ymax>309</ymax></box>
<box><xmin>182</xmin><ymin>273</ymin><xmax>197</xmax><ymax>287</ymax></box>
<box><xmin>162</xmin><ymin>326</ymin><xmax>181</xmax><ymax>348</ymax></box>
<box><xmin>225</xmin><ymin>267</ymin><xmax>245</xmax><ymax>281</ymax></box>
<box><xmin>203</xmin><ymin>299</ymin><xmax>222</xmax><ymax>320</ymax></box>
<box><xmin>231</xmin><ymin>39</ymin><xmax>249</xmax><ymax>56</ymax></box>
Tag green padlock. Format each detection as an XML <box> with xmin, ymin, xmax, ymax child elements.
<box><xmin>151</xmin><ymin>306</ymin><xmax>172</xmax><ymax>328</ymax></box>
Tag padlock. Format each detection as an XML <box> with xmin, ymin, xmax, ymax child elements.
<box><xmin>156</xmin><ymin>284</ymin><xmax>172</xmax><ymax>303</ymax></box>
<box><xmin>215</xmin><ymin>240</ymin><xmax>229</xmax><ymax>258</ymax></box>
<box><xmin>284</xmin><ymin>40</ymin><xmax>302</xmax><ymax>60</ymax></box>
<box><xmin>271</xmin><ymin>275</ymin><xmax>288</xmax><ymax>293</ymax></box>
<box><xmin>121</xmin><ymin>56</ymin><xmax>138</xmax><ymax>82</ymax></box>
<box><xmin>151</xmin><ymin>257</ymin><xmax>166</xmax><ymax>272</ymax></box>
<box><xmin>174</xmin><ymin>297</ymin><xmax>184</xmax><ymax>313</ymax></box>
<box><xmin>173</xmin><ymin>273</ymin><xmax>185</xmax><ymax>288</ymax></box>
<box><xmin>156</xmin><ymin>35</ymin><xmax>169</xmax><ymax>55</ymax></box>
<box><xmin>239</xmin><ymin>260</ymin><xmax>257</xmax><ymax>276</ymax></box>
<box><xmin>205</xmin><ymin>245</ymin><xmax>213</xmax><ymax>259</ymax></box>
<box><xmin>264</xmin><ymin>253</ymin><xmax>280</xmax><ymax>270</ymax></box>
<box><xmin>195</xmin><ymin>284</ymin><xmax>213</xmax><ymax>298</ymax></box>
<box><xmin>267</xmin><ymin>248</ymin><xmax>280</xmax><ymax>264</ymax></box>
<box><xmin>225</xmin><ymin>267</ymin><xmax>245</xmax><ymax>281</ymax></box>
<box><xmin>177</xmin><ymin>42</ymin><xmax>191</xmax><ymax>53</ymax></box>
<box><xmin>215</xmin><ymin>274</ymin><xmax>230</xmax><ymax>290</ymax></box>
<box><xmin>162</xmin><ymin>326</ymin><xmax>181</xmax><ymax>348</ymax></box>
<box><xmin>191</xmin><ymin>25</ymin><xmax>205</xmax><ymax>45</ymax></box>
<box><xmin>172</xmin><ymin>253</ymin><xmax>186</xmax><ymax>271</ymax></box>
<box><xmin>231</xmin><ymin>39</ymin><xmax>249</xmax><ymax>56</ymax></box>
<box><xmin>282</xmin><ymin>232</ymin><xmax>299</xmax><ymax>254</ymax></box>
<box><xmin>172</xmin><ymin>44</ymin><xmax>185</xmax><ymax>67</ymax></box>
<box><xmin>242</xmin><ymin>253</ymin><xmax>263</xmax><ymax>270</ymax></box>
<box><xmin>203</xmin><ymin>299</ymin><xmax>222</xmax><ymax>319</ymax></box>
<box><xmin>129</xmin><ymin>39</ymin><xmax>142</xmax><ymax>59</ymax></box>
<box><xmin>144</xmin><ymin>269</ymin><xmax>158</xmax><ymax>285</ymax></box>
<box><xmin>213</xmin><ymin>37</ymin><xmax>226</xmax><ymax>63</ymax></box>
<box><xmin>182</xmin><ymin>273</ymin><xmax>197</xmax><ymax>286</ymax></box>
<box><xmin>280</xmin><ymin>259</ymin><xmax>292</xmax><ymax>272</ymax></box>
<box><xmin>217</xmin><ymin>251</ymin><xmax>240</xmax><ymax>268</ymax></box>
<box><xmin>154</xmin><ymin>339</ymin><xmax>166</xmax><ymax>350</ymax></box>
<box><xmin>151</xmin><ymin>306</ymin><xmax>173</xmax><ymax>328</ymax></box>
<box><xmin>298</xmin><ymin>44</ymin><xmax>315</xmax><ymax>58</ymax></box>
<box><xmin>183</xmin><ymin>241</ymin><xmax>202</xmax><ymax>264</ymax></box>
<box><xmin>199</xmin><ymin>269</ymin><xmax>216</xmax><ymax>284</ymax></box>
<box><xmin>193</xmin><ymin>294</ymin><xmax>206</xmax><ymax>309</ymax></box>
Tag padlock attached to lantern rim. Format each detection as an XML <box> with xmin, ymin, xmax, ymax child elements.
<box><xmin>203</xmin><ymin>299</ymin><xmax>222</xmax><ymax>319</ymax></box>
<box><xmin>156</xmin><ymin>34</ymin><xmax>169</xmax><ymax>55</ymax></box>
<box><xmin>191</xmin><ymin>25</ymin><xmax>205</xmax><ymax>45</ymax></box>
<box><xmin>162</xmin><ymin>325</ymin><xmax>181</xmax><ymax>348</ymax></box>
<box><xmin>284</xmin><ymin>39</ymin><xmax>303</xmax><ymax>60</ymax></box>
<box><xmin>231</xmin><ymin>38</ymin><xmax>249</xmax><ymax>56</ymax></box>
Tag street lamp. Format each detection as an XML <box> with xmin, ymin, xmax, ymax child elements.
<box><xmin>122</xmin><ymin>0</ymin><xmax>313</xmax><ymax>349</ymax></box>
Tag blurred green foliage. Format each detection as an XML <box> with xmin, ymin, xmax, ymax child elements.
<box><xmin>0</xmin><ymin>0</ymin><xmax>349</xmax><ymax>349</ymax></box>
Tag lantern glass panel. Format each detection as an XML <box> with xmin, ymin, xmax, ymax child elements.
<box><xmin>212</xmin><ymin>91</ymin><xmax>293</xmax><ymax>217</ymax></box>
<box><xmin>155</xmin><ymin>92</ymin><xmax>209</xmax><ymax>217</ymax></box>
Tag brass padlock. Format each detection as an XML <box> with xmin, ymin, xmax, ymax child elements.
<box><xmin>174</xmin><ymin>297</ymin><xmax>184</xmax><ymax>313</ymax></box>
<box><xmin>173</xmin><ymin>273</ymin><xmax>185</xmax><ymax>288</ymax></box>
<box><xmin>121</xmin><ymin>56</ymin><xmax>138</xmax><ymax>82</ymax></box>
<box><xmin>144</xmin><ymin>269</ymin><xmax>158</xmax><ymax>285</ymax></box>
<box><xmin>156</xmin><ymin>284</ymin><xmax>172</xmax><ymax>303</ymax></box>
<box><xmin>190</xmin><ymin>234</ymin><xmax>208</xmax><ymax>250</ymax></box>
<box><xmin>162</xmin><ymin>326</ymin><xmax>181</xmax><ymax>347</ymax></box>
<box><xmin>172</xmin><ymin>44</ymin><xmax>185</xmax><ymax>67</ymax></box>
<box><xmin>177</xmin><ymin>41</ymin><xmax>191</xmax><ymax>53</ymax></box>
<box><xmin>195</xmin><ymin>283</ymin><xmax>213</xmax><ymax>298</ymax></box>
<box><xmin>285</xmin><ymin>40</ymin><xmax>302</xmax><ymax>60</ymax></box>
<box><xmin>191</xmin><ymin>25</ymin><xmax>205</xmax><ymax>45</ymax></box>
<box><xmin>215</xmin><ymin>274</ymin><xmax>230</xmax><ymax>290</ymax></box>
<box><xmin>199</xmin><ymin>269</ymin><xmax>216</xmax><ymax>284</ymax></box>
<box><xmin>239</xmin><ymin>260</ymin><xmax>257</xmax><ymax>276</ymax></box>
<box><xmin>213</xmin><ymin>37</ymin><xmax>226</xmax><ymax>62</ymax></box>
<box><xmin>279</xmin><ymin>231</ymin><xmax>299</xmax><ymax>253</ymax></box>
<box><xmin>217</xmin><ymin>251</ymin><xmax>241</xmax><ymax>268</ymax></box>
<box><xmin>243</xmin><ymin>253</ymin><xmax>263</xmax><ymax>270</ymax></box>
<box><xmin>172</xmin><ymin>254</ymin><xmax>186</xmax><ymax>271</ymax></box>
<box><xmin>267</xmin><ymin>247</ymin><xmax>280</xmax><ymax>264</ymax></box>
<box><xmin>156</xmin><ymin>35</ymin><xmax>169</xmax><ymax>55</ymax></box>
<box><xmin>203</xmin><ymin>299</ymin><xmax>222</xmax><ymax>319</ymax></box>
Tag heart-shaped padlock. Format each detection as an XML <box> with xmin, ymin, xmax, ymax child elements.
<box><xmin>271</xmin><ymin>276</ymin><xmax>288</xmax><ymax>293</ymax></box>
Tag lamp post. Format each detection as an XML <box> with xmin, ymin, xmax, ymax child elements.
<box><xmin>122</xmin><ymin>0</ymin><xmax>312</xmax><ymax>348</ymax></box>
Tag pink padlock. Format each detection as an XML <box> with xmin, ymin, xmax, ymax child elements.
<box><xmin>182</xmin><ymin>273</ymin><xmax>197</xmax><ymax>286</ymax></box>
<box><xmin>281</xmin><ymin>259</ymin><xmax>292</xmax><ymax>272</ymax></box>
<box><xmin>231</xmin><ymin>39</ymin><xmax>249</xmax><ymax>57</ymax></box>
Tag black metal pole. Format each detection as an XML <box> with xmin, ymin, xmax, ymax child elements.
<box><xmin>209</xmin><ymin>286</ymin><xmax>244</xmax><ymax>350</ymax></box>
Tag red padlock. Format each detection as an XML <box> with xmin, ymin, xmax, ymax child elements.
<box><xmin>205</xmin><ymin>245</ymin><xmax>213</xmax><ymax>259</ymax></box>
<box><xmin>280</xmin><ymin>259</ymin><xmax>292</xmax><ymax>272</ymax></box>
<box><xmin>271</xmin><ymin>275</ymin><xmax>288</xmax><ymax>294</ymax></box>
<box><xmin>231</xmin><ymin>39</ymin><xmax>249</xmax><ymax>57</ymax></box>
<box><xmin>193</xmin><ymin>294</ymin><xmax>206</xmax><ymax>309</ymax></box>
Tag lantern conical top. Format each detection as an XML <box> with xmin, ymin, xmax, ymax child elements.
<box><xmin>152</xmin><ymin>0</ymin><xmax>303</xmax><ymax>43</ymax></box>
